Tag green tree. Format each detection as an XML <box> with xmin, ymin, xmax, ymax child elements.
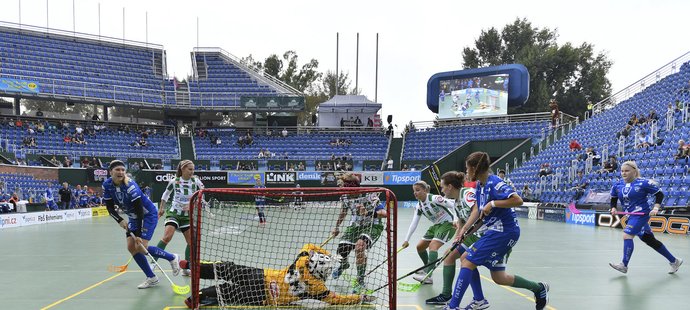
<box><xmin>462</xmin><ymin>18</ymin><xmax>612</xmax><ymax>117</ymax></box>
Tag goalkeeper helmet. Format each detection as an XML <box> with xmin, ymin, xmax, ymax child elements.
<box><xmin>308</xmin><ymin>251</ymin><xmax>335</xmax><ymax>281</ymax></box>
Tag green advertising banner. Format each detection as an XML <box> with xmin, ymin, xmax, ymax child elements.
<box><xmin>240</xmin><ymin>96</ymin><xmax>305</xmax><ymax>110</ymax></box>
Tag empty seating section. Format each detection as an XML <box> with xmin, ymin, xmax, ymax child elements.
<box><xmin>0</xmin><ymin>172</ymin><xmax>57</xmax><ymax>200</ymax></box>
<box><xmin>1</xmin><ymin>123</ymin><xmax>179</xmax><ymax>159</ymax></box>
<box><xmin>194</xmin><ymin>130</ymin><xmax>388</xmax><ymax>161</ymax></box>
<box><xmin>0</xmin><ymin>28</ymin><xmax>166</xmax><ymax>104</ymax></box>
<box><xmin>403</xmin><ymin>121</ymin><xmax>549</xmax><ymax>160</ymax></box>
<box><xmin>188</xmin><ymin>53</ymin><xmax>277</xmax><ymax>106</ymax></box>
<box><xmin>510</xmin><ymin>61</ymin><xmax>690</xmax><ymax>205</ymax></box>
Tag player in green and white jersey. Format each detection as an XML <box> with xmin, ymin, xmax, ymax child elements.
<box><xmin>425</xmin><ymin>171</ymin><xmax>484</xmax><ymax>305</ymax></box>
<box><xmin>331</xmin><ymin>173</ymin><xmax>388</xmax><ymax>293</ymax></box>
<box><xmin>155</xmin><ymin>160</ymin><xmax>205</xmax><ymax>276</ymax></box>
<box><xmin>402</xmin><ymin>180</ymin><xmax>456</xmax><ymax>285</ymax></box>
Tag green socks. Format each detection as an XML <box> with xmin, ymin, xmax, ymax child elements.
<box><xmin>426</xmin><ymin>251</ymin><xmax>438</xmax><ymax>274</ymax></box>
<box><xmin>512</xmin><ymin>275</ymin><xmax>541</xmax><ymax>293</ymax></box>
<box><xmin>185</xmin><ymin>245</ymin><xmax>190</xmax><ymax>261</ymax></box>
<box><xmin>442</xmin><ymin>264</ymin><xmax>455</xmax><ymax>296</ymax></box>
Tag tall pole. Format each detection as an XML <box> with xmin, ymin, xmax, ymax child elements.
<box><xmin>122</xmin><ymin>7</ymin><xmax>125</xmax><ymax>44</ymax></box>
<box><xmin>355</xmin><ymin>33</ymin><xmax>359</xmax><ymax>93</ymax></box>
<box><xmin>18</xmin><ymin>0</ymin><xmax>21</xmax><ymax>27</ymax></box>
<box><xmin>72</xmin><ymin>0</ymin><xmax>76</xmax><ymax>34</ymax></box>
<box><xmin>335</xmin><ymin>32</ymin><xmax>339</xmax><ymax>96</ymax></box>
<box><xmin>375</xmin><ymin>33</ymin><xmax>379</xmax><ymax>103</ymax></box>
<box><xmin>46</xmin><ymin>0</ymin><xmax>48</xmax><ymax>29</ymax></box>
<box><xmin>145</xmin><ymin>11</ymin><xmax>148</xmax><ymax>46</ymax></box>
<box><xmin>196</xmin><ymin>17</ymin><xmax>199</xmax><ymax>49</ymax></box>
<box><xmin>98</xmin><ymin>3</ymin><xmax>101</xmax><ymax>39</ymax></box>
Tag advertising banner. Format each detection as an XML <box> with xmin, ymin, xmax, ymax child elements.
<box><xmin>565</xmin><ymin>210</ymin><xmax>596</xmax><ymax>226</ymax></box>
<box><xmin>360</xmin><ymin>172</ymin><xmax>384</xmax><ymax>185</ymax></box>
<box><xmin>0</xmin><ymin>77</ymin><xmax>39</xmax><ymax>93</ymax></box>
<box><xmin>87</xmin><ymin>168</ymin><xmax>109</xmax><ymax>183</ymax></box>
<box><xmin>227</xmin><ymin>172</ymin><xmax>264</xmax><ymax>186</ymax></box>
<box><xmin>297</xmin><ymin>172</ymin><xmax>322</xmax><ymax>181</ymax></box>
<box><xmin>383</xmin><ymin>171</ymin><xmax>421</xmax><ymax>185</ymax></box>
<box><xmin>596</xmin><ymin>213</ymin><xmax>690</xmax><ymax>235</ymax></box>
<box><xmin>537</xmin><ymin>206</ymin><xmax>566</xmax><ymax>222</ymax></box>
<box><xmin>264</xmin><ymin>172</ymin><xmax>297</xmax><ymax>185</ymax></box>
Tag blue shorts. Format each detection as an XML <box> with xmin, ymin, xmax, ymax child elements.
<box><xmin>128</xmin><ymin>216</ymin><xmax>158</xmax><ymax>241</ymax></box>
<box><xmin>466</xmin><ymin>230</ymin><xmax>519</xmax><ymax>271</ymax></box>
<box><xmin>624</xmin><ymin>215</ymin><xmax>651</xmax><ymax>236</ymax></box>
<box><xmin>46</xmin><ymin>201</ymin><xmax>58</xmax><ymax>210</ymax></box>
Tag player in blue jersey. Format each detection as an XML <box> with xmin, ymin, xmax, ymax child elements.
<box><xmin>609</xmin><ymin>161</ymin><xmax>683</xmax><ymax>274</ymax></box>
<box><xmin>103</xmin><ymin>160</ymin><xmax>181</xmax><ymax>289</ymax></box>
<box><xmin>254</xmin><ymin>177</ymin><xmax>267</xmax><ymax>224</ymax></box>
<box><xmin>78</xmin><ymin>185</ymin><xmax>90</xmax><ymax>208</ymax></box>
<box><xmin>44</xmin><ymin>183</ymin><xmax>58</xmax><ymax>211</ymax></box>
<box><xmin>445</xmin><ymin>152</ymin><xmax>548</xmax><ymax>310</ymax></box>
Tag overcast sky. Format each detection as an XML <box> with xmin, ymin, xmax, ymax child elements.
<box><xmin>2</xmin><ymin>0</ymin><xmax>689</xmax><ymax>129</ymax></box>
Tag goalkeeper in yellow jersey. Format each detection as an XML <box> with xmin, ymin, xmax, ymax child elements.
<box><xmin>182</xmin><ymin>244</ymin><xmax>375</xmax><ymax>308</ymax></box>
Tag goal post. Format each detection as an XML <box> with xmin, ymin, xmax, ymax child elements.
<box><xmin>189</xmin><ymin>187</ymin><xmax>397</xmax><ymax>309</ymax></box>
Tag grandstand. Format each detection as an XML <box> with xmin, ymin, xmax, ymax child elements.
<box><xmin>508</xmin><ymin>57</ymin><xmax>690</xmax><ymax>206</ymax></box>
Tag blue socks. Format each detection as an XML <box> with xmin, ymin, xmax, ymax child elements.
<box><xmin>448</xmin><ymin>267</ymin><xmax>473</xmax><ymax>308</ymax></box>
<box><xmin>471</xmin><ymin>268</ymin><xmax>485</xmax><ymax>301</ymax></box>
<box><xmin>623</xmin><ymin>239</ymin><xmax>634</xmax><ymax>266</ymax></box>
<box><xmin>654</xmin><ymin>245</ymin><xmax>676</xmax><ymax>263</ymax></box>
<box><xmin>133</xmin><ymin>253</ymin><xmax>155</xmax><ymax>278</ymax></box>
<box><xmin>147</xmin><ymin>246</ymin><xmax>175</xmax><ymax>261</ymax></box>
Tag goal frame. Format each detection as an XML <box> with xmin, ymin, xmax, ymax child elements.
<box><xmin>188</xmin><ymin>187</ymin><xmax>397</xmax><ymax>309</ymax></box>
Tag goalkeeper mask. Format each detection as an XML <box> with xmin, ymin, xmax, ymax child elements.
<box><xmin>308</xmin><ymin>251</ymin><xmax>335</xmax><ymax>281</ymax></box>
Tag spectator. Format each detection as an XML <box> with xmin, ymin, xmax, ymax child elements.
<box><xmin>585</xmin><ymin>147</ymin><xmax>602</xmax><ymax>166</ymax></box>
<box><xmin>627</xmin><ymin>114</ymin><xmax>638</xmax><ymax>126</ymax></box>
<box><xmin>36</xmin><ymin>122</ymin><xmax>45</xmax><ymax>133</ymax></box>
<box><xmin>571</xmin><ymin>170</ymin><xmax>589</xmax><ymax>202</ymax></box>
<box><xmin>538</xmin><ymin>163</ymin><xmax>553</xmax><ymax>177</ymax></box>
<box><xmin>522</xmin><ymin>185</ymin><xmax>533</xmax><ymax>202</ymax></box>
<box><xmin>637</xmin><ymin>132</ymin><xmax>653</xmax><ymax>148</ymax></box>
<box><xmin>600</xmin><ymin>156</ymin><xmax>619</xmax><ymax>173</ymax></box>
<box><xmin>387</xmin><ymin>157</ymin><xmax>394</xmax><ymax>170</ymax></box>
<box><xmin>81</xmin><ymin>157</ymin><xmax>90</xmax><ymax>168</ymax></box>
<box><xmin>674</xmin><ymin>139</ymin><xmax>690</xmax><ymax>161</ymax></box>
<box><xmin>59</xmin><ymin>182</ymin><xmax>71</xmax><ymax>209</ymax></box>
<box><xmin>75</xmin><ymin>124</ymin><xmax>83</xmax><ymax>135</ymax></box>
<box><xmin>281</xmin><ymin>128</ymin><xmax>288</xmax><ymax>138</ymax></box>
<box><xmin>36</xmin><ymin>109</ymin><xmax>44</xmax><ymax>117</ymax></box>
<box><xmin>63</xmin><ymin>156</ymin><xmax>73</xmax><ymax>167</ymax></box>
<box><xmin>616</xmin><ymin>125</ymin><xmax>633</xmax><ymax>140</ymax></box>
<box><xmin>266</xmin><ymin>129</ymin><xmax>272</xmax><ymax>137</ymax></box>
<box><xmin>569</xmin><ymin>139</ymin><xmax>583</xmax><ymax>152</ymax></box>
<box><xmin>497</xmin><ymin>170</ymin><xmax>515</xmax><ymax>189</ymax></box>
<box><xmin>549</xmin><ymin>99</ymin><xmax>560</xmax><ymax>127</ymax></box>
<box><xmin>401</xmin><ymin>164</ymin><xmax>410</xmax><ymax>171</ymax></box>
<box><xmin>648</xmin><ymin>109</ymin><xmax>659</xmax><ymax>122</ymax></box>
<box><xmin>89</xmin><ymin>157</ymin><xmax>98</xmax><ymax>168</ymax></box>
<box><xmin>92</xmin><ymin>114</ymin><xmax>100</xmax><ymax>121</ymax></box>
<box><xmin>367</xmin><ymin>117</ymin><xmax>373</xmax><ymax>127</ymax></box>
<box><xmin>50</xmin><ymin>156</ymin><xmax>60</xmax><ymax>166</ymax></box>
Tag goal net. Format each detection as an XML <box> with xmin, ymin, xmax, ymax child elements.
<box><xmin>188</xmin><ymin>187</ymin><xmax>397</xmax><ymax>309</ymax></box>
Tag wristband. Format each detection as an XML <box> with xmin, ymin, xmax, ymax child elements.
<box><xmin>490</xmin><ymin>201</ymin><xmax>496</xmax><ymax>208</ymax></box>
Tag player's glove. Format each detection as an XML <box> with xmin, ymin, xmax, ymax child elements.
<box><xmin>118</xmin><ymin>219</ymin><xmax>128</xmax><ymax>231</ymax></box>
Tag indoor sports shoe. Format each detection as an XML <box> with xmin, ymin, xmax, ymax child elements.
<box><xmin>352</xmin><ymin>281</ymin><xmax>368</xmax><ymax>294</ymax></box>
<box><xmin>425</xmin><ymin>294</ymin><xmax>451</xmax><ymax>305</ymax></box>
<box><xmin>462</xmin><ymin>299</ymin><xmax>490</xmax><ymax>310</ymax></box>
<box><xmin>412</xmin><ymin>274</ymin><xmax>433</xmax><ymax>284</ymax></box>
<box><xmin>137</xmin><ymin>276</ymin><xmax>159</xmax><ymax>289</ymax></box>
<box><xmin>442</xmin><ymin>306</ymin><xmax>460</xmax><ymax>310</ymax></box>
<box><xmin>669</xmin><ymin>258</ymin><xmax>683</xmax><ymax>274</ymax></box>
<box><xmin>535</xmin><ymin>282</ymin><xmax>549</xmax><ymax>310</ymax></box>
<box><xmin>332</xmin><ymin>261</ymin><xmax>350</xmax><ymax>279</ymax></box>
<box><xmin>181</xmin><ymin>269</ymin><xmax>191</xmax><ymax>276</ymax></box>
<box><xmin>414</xmin><ymin>269</ymin><xmax>426</xmax><ymax>276</ymax></box>
<box><xmin>609</xmin><ymin>262</ymin><xmax>628</xmax><ymax>274</ymax></box>
<box><xmin>170</xmin><ymin>254</ymin><xmax>181</xmax><ymax>276</ymax></box>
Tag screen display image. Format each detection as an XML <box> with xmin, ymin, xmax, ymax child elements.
<box><xmin>438</xmin><ymin>74</ymin><xmax>509</xmax><ymax>119</ymax></box>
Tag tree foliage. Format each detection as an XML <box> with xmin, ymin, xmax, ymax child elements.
<box><xmin>462</xmin><ymin>18</ymin><xmax>612</xmax><ymax>117</ymax></box>
<box><xmin>243</xmin><ymin>52</ymin><xmax>360</xmax><ymax>125</ymax></box>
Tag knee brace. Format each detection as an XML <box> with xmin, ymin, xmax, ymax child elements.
<box><xmin>639</xmin><ymin>233</ymin><xmax>662</xmax><ymax>250</ymax></box>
